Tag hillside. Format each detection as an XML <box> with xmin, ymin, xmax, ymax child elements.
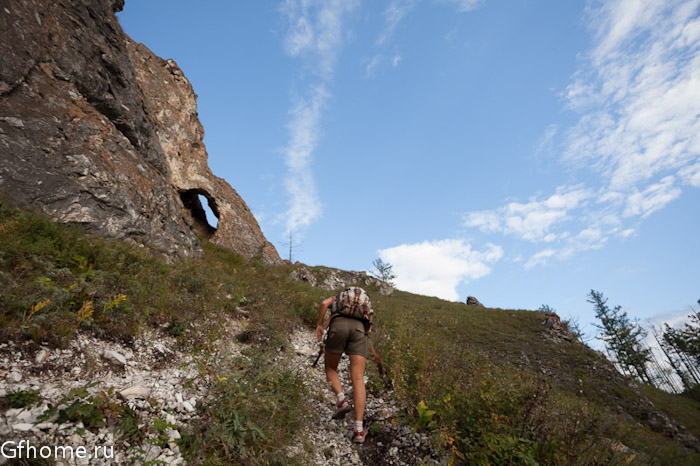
<box><xmin>1</xmin><ymin>3</ymin><xmax>699</xmax><ymax>463</ymax></box>
<box><xmin>2</xmin><ymin>202</ymin><xmax>700</xmax><ymax>465</ymax></box>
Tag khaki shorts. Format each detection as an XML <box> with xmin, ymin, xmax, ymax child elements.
<box><xmin>325</xmin><ymin>317</ymin><xmax>368</xmax><ymax>358</ymax></box>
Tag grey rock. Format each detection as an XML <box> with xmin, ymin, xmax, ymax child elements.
<box><xmin>0</xmin><ymin>116</ymin><xmax>24</xmax><ymax>128</ymax></box>
<box><xmin>466</xmin><ymin>296</ymin><xmax>483</xmax><ymax>306</ymax></box>
<box><xmin>182</xmin><ymin>401</ymin><xmax>194</xmax><ymax>413</ymax></box>
<box><xmin>145</xmin><ymin>445</ymin><xmax>162</xmax><ymax>462</ymax></box>
<box><xmin>12</xmin><ymin>423</ymin><xmax>34</xmax><ymax>432</ymax></box>
<box><xmin>289</xmin><ymin>266</ymin><xmax>318</xmax><ymax>286</ymax></box>
<box><xmin>153</xmin><ymin>343</ymin><xmax>168</xmax><ymax>355</ymax></box>
<box><xmin>35</xmin><ymin>349</ymin><xmax>50</xmax><ymax>364</ymax></box>
<box><xmin>166</xmin><ymin>428</ymin><xmax>181</xmax><ymax>441</ymax></box>
<box><xmin>542</xmin><ymin>312</ymin><xmax>574</xmax><ymax>342</ymax></box>
<box><xmin>15</xmin><ymin>409</ymin><xmax>37</xmax><ymax>423</ymax></box>
<box><xmin>120</xmin><ymin>386</ymin><xmax>151</xmax><ymax>399</ymax></box>
<box><xmin>379</xmin><ymin>282</ymin><xmax>394</xmax><ymax>296</ymax></box>
<box><xmin>103</xmin><ymin>350</ymin><xmax>127</xmax><ymax>365</ymax></box>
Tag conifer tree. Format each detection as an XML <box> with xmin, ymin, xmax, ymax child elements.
<box><xmin>660</xmin><ymin>301</ymin><xmax>700</xmax><ymax>389</ymax></box>
<box><xmin>589</xmin><ymin>290</ymin><xmax>653</xmax><ymax>384</ymax></box>
<box><xmin>371</xmin><ymin>258</ymin><xmax>396</xmax><ymax>287</ymax></box>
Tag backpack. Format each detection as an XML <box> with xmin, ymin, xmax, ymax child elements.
<box><xmin>333</xmin><ymin>287</ymin><xmax>372</xmax><ymax>322</ymax></box>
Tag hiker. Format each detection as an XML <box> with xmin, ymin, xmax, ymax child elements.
<box><xmin>315</xmin><ymin>287</ymin><xmax>373</xmax><ymax>444</ymax></box>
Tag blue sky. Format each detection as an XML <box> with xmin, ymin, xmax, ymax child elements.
<box><xmin>117</xmin><ymin>0</ymin><xmax>700</xmax><ymax>336</ymax></box>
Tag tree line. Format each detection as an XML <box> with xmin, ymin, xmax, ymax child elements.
<box><xmin>589</xmin><ymin>290</ymin><xmax>700</xmax><ymax>397</ymax></box>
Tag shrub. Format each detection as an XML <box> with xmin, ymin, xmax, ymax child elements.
<box><xmin>181</xmin><ymin>349</ymin><xmax>309</xmax><ymax>465</ymax></box>
<box><xmin>6</xmin><ymin>389</ymin><xmax>43</xmax><ymax>409</ymax></box>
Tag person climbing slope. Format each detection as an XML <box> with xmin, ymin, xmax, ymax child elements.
<box><xmin>315</xmin><ymin>287</ymin><xmax>374</xmax><ymax>444</ymax></box>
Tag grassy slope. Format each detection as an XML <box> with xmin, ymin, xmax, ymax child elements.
<box><xmin>2</xmin><ymin>200</ymin><xmax>700</xmax><ymax>465</ymax></box>
<box><xmin>366</xmin><ymin>290</ymin><xmax>700</xmax><ymax>464</ymax></box>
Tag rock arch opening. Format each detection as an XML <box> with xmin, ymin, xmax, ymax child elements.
<box><xmin>179</xmin><ymin>189</ymin><xmax>219</xmax><ymax>238</ymax></box>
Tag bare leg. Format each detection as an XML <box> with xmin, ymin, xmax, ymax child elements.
<box><xmin>349</xmin><ymin>354</ymin><xmax>366</xmax><ymax>422</ymax></box>
<box><xmin>324</xmin><ymin>351</ymin><xmax>343</xmax><ymax>395</ymax></box>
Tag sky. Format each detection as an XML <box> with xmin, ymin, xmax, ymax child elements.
<box><xmin>117</xmin><ymin>0</ymin><xmax>700</xmax><ymax>338</ymax></box>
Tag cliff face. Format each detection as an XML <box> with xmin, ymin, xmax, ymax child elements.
<box><xmin>0</xmin><ymin>0</ymin><xmax>280</xmax><ymax>263</ymax></box>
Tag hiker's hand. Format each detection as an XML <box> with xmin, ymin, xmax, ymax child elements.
<box><xmin>315</xmin><ymin>325</ymin><xmax>323</xmax><ymax>341</ymax></box>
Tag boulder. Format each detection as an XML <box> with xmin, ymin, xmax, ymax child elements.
<box><xmin>120</xmin><ymin>386</ymin><xmax>151</xmax><ymax>400</ymax></box>
<box><xmin>542</xmin><ymin>313</ymin><xmax>574</xmax><ymax>342</ymax></box>
<box><xmin>466</xmin><ymin>296</ymin><xmax>483</xmax><ymax>306</ymax></box>
<box><xmin>103</xmin><ymin>350</ymin><xmax>127</xmax><ymax>366</ymax></box>
<box><xmin>289</xmin><ymin>266</ymin><xmax>318</xmax><ymax>286</ymax></box>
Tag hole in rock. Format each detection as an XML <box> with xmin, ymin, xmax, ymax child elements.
<box><xmin>179</xmin><ymin>189</ymin><xmax>219</xmax><ymax>238</ymax></box>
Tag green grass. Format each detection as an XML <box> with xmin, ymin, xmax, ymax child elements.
<box><xmin>0</xmin><ymin>200</ymin><xmax>324</xmax><ymax>348</ymax></box>
<box><xmin>2</xmin><ymin>199</ymin><xmax>699</xmax><ymax>465</ymax></box>
<box><xmin>6</xmin><ymin>389</ymin><xmax>43</xmax><ymax>409</ymax></box>
<box><xmin>369</xmin><ymin>291</ymin><xmax>700</xmax><ymax>464</ymax></box>
<box><xmin>641</xmin><ymin>385</ymin><xmax>700</xmax><ymax>439</ymax></box>
<box><xmin>181</xmin><ymin>348</ymin><xmax>309</xmax><ymax>465</ymax></box>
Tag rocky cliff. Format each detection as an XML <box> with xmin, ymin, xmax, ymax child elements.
<box><xmin>0</xmin><ymin>0</ymin><xmax>280</xmax><ymax>263</ymax></box>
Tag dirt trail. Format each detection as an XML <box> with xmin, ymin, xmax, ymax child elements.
<box><xmin>0</xmin><ymin>318</ymin><xmax>443</xmax><ymax>465</ymax></box>
<box><xmin>290</xmin><ymin>328</ymin><xmax>443</xmax><ymax>466</ymax></box>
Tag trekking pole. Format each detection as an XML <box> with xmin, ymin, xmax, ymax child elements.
<box><xmin>368</xmin><ymin>338</ymin><xmax>389</xmax><ymax>387</ymax></box>
<box><xmin>312</xmin><ymin>329</ymin><xmax>327</xmax><ymax>368</ymax></box>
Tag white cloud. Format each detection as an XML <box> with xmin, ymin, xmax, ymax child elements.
<box><xmin>543</xmin><ymin>233</ymin><xmax>558</xmax><ymax>242</ymax></box>
<box><xmin>564</xmin><ymin>0</ymin><xmax>700</xmax><ymax>191</ymax></box>
<box><xmin>283</xmin><ymin>14</ymin><xmax>313</xmax><ymax>56</ymax></box>
<box><xmin>575</xmin><ymin>227</ymin><xmax>603</xmax><ymax>243</ymax></box>
<box><xmin>439</xmin><ymin>0</ymin><xmax>484</xmax><ymax>13</ymax></box>
<box><xmin>623</xmin><ymin>175</ymin><xmax>682</xmax><ymax>218</ymax></box>
<box><xmin>280</xmin><ymin>0</ymin><xmax>359</xmax><ymax>79</ymax></box>
<box><xmin>523</xmin><ymin>226</ymin><xmax>609</xmax><ymax>269</ymax></box>
<box><xmin>279</xmin><ymin>0</ymin><xmax>358</xmax><ymax>233</ymax></box>
<box><xmin>366</xmin><ymin>53</ymin><xmax>383</xmax><ymax>77</ymax></box>
<box><xmin>378</xmin><ymin>239</ymin><xmax>503</xmax><ymax>301</ymax></box>
<box><xmin>365</xmin><ymin>0</ymin><xmax>416</xmax><ymax>77</ymax></box>
<box><xmin>534</xmin><ymin>124</ymin><xmax>558</xmax><ymax>158</ymax></box>
<box><xmin>619</xmin><ymin>228</ymin><xmax>636</xmax><ymax>238</ymax></box>
<box><xmin>680</xmin><ymin>162</ymin><xmax>700</xmax><ymax>186</ymax></box>
<box><xmin>283</xmin><ymin>85</ymin><xmax>329</xmax><ymax>232</ymax></box>
<box><xmin>464</xmin><ymin>187</ymin><xmax>593</xmax><ymax>242</ymax></box>
<box><xmin>524</xmin><ymin>248</ymin><xmax>557</xmax><ymax>269</ymax></box>
<box><xmin>463</xmin><ymin>209</ymin><xmax>500</xmax><ymax>231</ymax></box>
<box><xmin>466</xmin><ymin>0</ymin><xmax>700</xmax><ymax>269</ymax></box>
<box><xmin>367</xmin><ymin>0</ymin><xmax>483</xmax><ymax>77</ymax></box>
<box><xmin>377</xmin><ymin>0</ymin><xmax>416</xmax><ymax>47</ymax></box>
<box><xmin>587</xmin><ymin>0</ymin><xmax>666</xmax><ymax>63</ymax></box>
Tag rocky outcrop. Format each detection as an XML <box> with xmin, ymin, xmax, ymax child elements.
<box><xmin>290</xmin><ymin>266</ymin><xmax>394</xmax><ymax>296</ymax></box>
<box><xmin>0</xmin><ymin>0</ymin><xmax>280</xmax><ymax>263</ymax></box>
<box><xmin>542</xmin><ymin>312</ymin><xmax>574</xmax><ymax>342</ymax></box>
<box><xmin>466</xmin><ymin>296</ymin><xmax>483</xmax><ymax>306</ymax></box>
